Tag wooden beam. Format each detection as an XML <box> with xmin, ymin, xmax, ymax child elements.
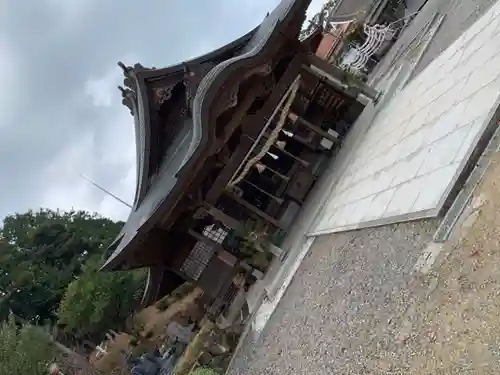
<box><xmin>206</xmin><ymin>135</ymin><xmax>254</xmax><ymax>205</ymax></box>
<box><xmin>205</xmin><ymin>205</ymin><xmax>242</xmax><ymax>231</ymax></box>
<box><xmin>301</xmin><ymin>65</ymin><xmax>358</xmax><ymax>101</ymax></box>
<box><xmin>241</xmin><ymin>179</ymin><xmax>284</xmax><ymax>205</ymax></box>
<box><xmin>214</xmin><ymin>83</ymin><xmax>263</xmax><ymax>152</ymax></box>
<box><xmin>305</xmin><ymin>53</ymin><xmax>379</xmax><ymax>101</ymax></box>
<box><xmin>259</xmin><ymin>133</ymin><xmax>310</xmax><ymax>167</ymax></box>
<box><xmin>306</xmin><ymin>53</ymin><xmax>347</xmax><ymax>81</ymax></box>
<box><xmin>242</xmin><ymin>55</ymin><xmax>302</xmax><ymax>138</ymax></box>
<box><xmin>289</xmin><ymin>112</ymin><xmax>339</xmax><ymax>142</ymax></box>
<box><xmin>225</xmin><ymin>191</ymin><xmax>284</xmax><ymax>229</ymax></box>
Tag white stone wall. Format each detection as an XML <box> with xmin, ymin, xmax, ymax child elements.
<box><xmin>311</xmin><ymin>2</ymin><xmax>500</xmax><ymax>235</ymax></box>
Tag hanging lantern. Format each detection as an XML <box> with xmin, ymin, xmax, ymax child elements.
<box><xmin>267</xmin><ymin>152</ymin><xmax>279</xmax><ymax>160</ymax></box>
<box><xmin>288</xmin><ymin>112</ymin><xmax>298</xmax><ymax>122</ymax></box>
<box><xmin>276</xmin><ymin>140</ymin><xmax>286</xmax><ymax>150</ymax></box>
<box><xmin>255</xmin><ymin>163</ymin><xmax>266</xmax><ymax>174</ymax></box>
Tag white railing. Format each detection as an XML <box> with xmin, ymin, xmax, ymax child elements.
<box><xmin>339</xmin><ymin>11</ymin><xmax>420</xmax><ymax>74</ymax></box>
<box><xmin>339</xmin><ymin>24</ymin><xmax>395</xmax><ymax>73</ymax></box>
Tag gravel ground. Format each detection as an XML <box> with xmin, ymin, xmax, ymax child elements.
<box><xmin>229</xmin><ymin>220</ymin><xmax>439</xmax><ymax>374</ymax></box>
<box><xmin>227</xmin><ymin>1</ymin><xmax>500</xmax><ymax>374</ymax></box>
<box><xmin>228</xmin><ymin>156</ymin><xmax>500</xmax><ymax>374</ymax></box>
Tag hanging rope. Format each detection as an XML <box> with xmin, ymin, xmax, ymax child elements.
<box><xmin>228</xmin><ymin>76</ymin><xmax>301</xmax><ymax>189</ymax></box>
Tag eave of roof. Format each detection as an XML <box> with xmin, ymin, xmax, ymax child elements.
<box><xmin>132</xmin><ymin>28</ymin><xmax>259</xmax><ymax>210</ymax></box>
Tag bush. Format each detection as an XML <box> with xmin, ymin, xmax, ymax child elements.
<box><xmin>155</xmin><ymin>296</ymin><xmax>175</xmax><ymax>311</ymax></box>
<box><xmin>0</xmin><ymin>317</ymin><xmax>58</xmax><ymax>375</ymax></box>
<box><xmin>155</xmin><ymin>283</ymin><xmax>196</xmax><ymax>311</ymax></box>
<box><xmin>190</xmin><ymin>368</ymin><xmax>220</xmax><ymax>375</ymax></box>
<box><xmin>171</xmin><ymin>282</ymin><xmax>196</xmax><ymax>299</ymax></box>
<box><xmin>58</xmin><ymin>257</ymin><xmax>144</xmax><ymax>341</ymax></box>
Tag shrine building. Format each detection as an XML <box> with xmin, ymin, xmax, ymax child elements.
<box><xmin>102</xmin><ymin>0</ymin><xmax>378</xmax><ymax>317</ymax></box>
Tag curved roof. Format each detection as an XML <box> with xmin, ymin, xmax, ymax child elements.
<box><xmin>128</xmin><ymin>29</ymin><xmax>259</xmax><ymax>210</ymax></box>
<box><xmin>103</xmin><ymin>0</ymin><xmax>312</xmax><ymax>271</ymax></box>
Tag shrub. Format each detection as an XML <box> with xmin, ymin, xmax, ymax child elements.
<box><xmin>0</xmin><ymin>317</ymin><xmax>58</xmax><ymax>375</ymax></box>
<box><xmin>155</xmin><ymin>283</ymin><xmax>196</xmax><ymax>311</ymax></box>
<box><xmin>190</xmin><ymin>368</ymin><xmax>220</xmax><ymax>375</ymax></box>
<box><xmin>155</xmin><ymin>296</ymin><xmax>174</xmax><ymax>311</ymax></box>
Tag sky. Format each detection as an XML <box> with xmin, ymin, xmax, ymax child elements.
<box><xmin>0</xmin><ymin>0</ymin><xmax>325</xmax><ymax>223</ymax></box>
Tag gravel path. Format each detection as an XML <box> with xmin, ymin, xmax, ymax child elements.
<box><xmin>229</xmin><ymin>220</ymin><xmax>439</xmax><ymax>374</ymax></box>
<box><xmin>227</xmin><ymin>1</ymin><xmax>500</xmax><ymax>374</ymax></box>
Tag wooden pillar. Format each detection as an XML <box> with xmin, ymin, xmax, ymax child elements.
<box><xmin>225</xmin><ymin>191</ymin><xmax>285</xmax><ymax>229</ymax></box>
<box><xmin>288</xmin><ymin>112</ymin><xmax>339</xmax><ymax>142</ymax></box>
<box><xmin>255</xmin><ymin>162</ymin><xmax>290</xmax><ymax>182</ymax></box>
<box><xmin>301</xmin><ymin>64</ymin><xmax>359</xmax><ymax>101</ymax></box>
<box><xmin>142</xmin><ymin>266</ymin><xmax>163</xmax><ymax>306</ymax></box>
<box><xmin>240</xmin><ymin>179</ymin><xmax>284</xmax><ymax>205</ymax></box>
<box><xmin>304</xmin><ymin>53</ymin><xmax>380</xmax><ymax>102</ymax></box>
<box><xmin>271</xmin><ymin>143</ymin><xmax>310</xmax><ymax>167</ymax></box>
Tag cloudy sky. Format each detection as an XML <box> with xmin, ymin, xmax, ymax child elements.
<box><xmin>0</xmin><ymin>0</ymin><xmax>324</xmax><ymax>223</ymax></box>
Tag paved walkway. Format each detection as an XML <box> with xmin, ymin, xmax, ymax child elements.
<box><xmin>311</xmin><ymin>0</ymin><xmax>500</xmax><ymax>235</ymax></box>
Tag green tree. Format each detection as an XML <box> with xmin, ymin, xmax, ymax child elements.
<box><xmin>0</xmin><ymin>209</ymin><xmax>123</xmax><ymax>324</ymax></box>
<box><xmin>58</xmin><ymin>256</ymin><xmax>144</xmax><ymax>341</ymax></box>
<box><xmin>0</xmin><ymin>316</ymin><xmax>57</xmax><ymax>375</ymax></box>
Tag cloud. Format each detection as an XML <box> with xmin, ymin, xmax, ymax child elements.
<box><xmin>84</xmin><ymin>66</ymin><xmax>124</xmax><ymax>108</ymax></box>
<box><xmin>44</xmin><ymin>0</ymin><xmax>99</xmax><ymax>31</ymax></box>
<box><xmin>39</xmin><ymin>133</ymin><xmax>97</xmax><ymax>213</ymax></box>
<box><xmin>0</xmin><ymin>37</ymin><xmax>18</xmax><ymax>129</ymax></box>
<box><xmin>40</xmin><ymin>64</ymin><xmax>136</xmax><ymax>222</ymax></box>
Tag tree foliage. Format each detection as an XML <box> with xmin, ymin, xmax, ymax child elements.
<box><xmin>0</xmin><ymin>316</ymin><xmax>57</xmax><ymax>375</ymax></box>
<box><xmin>0</xmin><ymin>209</ymin><xmax>124</xmax><ymax>324</ymax></box>
<box><xmin>58</xmin><ymin>256</ymin><xmax>144</xmax><ymax>341</ymax></box>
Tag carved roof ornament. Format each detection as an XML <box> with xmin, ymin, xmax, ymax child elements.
<box><xmin>226</xmin><ymin>88</ymin><xmax>239</xmax><ymax>110</ymax></box>
<box><xmin>183</xmin><ymin>62</ymin><xmax>196</xmax><ymax>78</ymax></box>
<box><xmin>179</xmin><ymin>107</ymin><xmax>188</xmax><ymax>117</ymax></box>
<box><xmin>118</xmin><ymin>61</ymin><xmax>131</xmax><ymax>75</ymax></box>
<box><xmin>118</xmin><ymin>85</ymin><xmax>135</xmax><ymax>115</ymax></box>
<box><xmin>153</xmin><ymin>86</ymin><xmax>173</xmax><ymax>106</ymax></box>
<box><xmin>117</xmin><ymin>61</ymin><xmax>139</xmax><ymax>115</ymax></box>
<box><xmin>182</xmin><ymin>62</ymin><xmax>198</xmax><ymax>114</ymax></box>
<box><xmin>133</xmin><ymin>62</ymin><xmax>156</xmax><ymax>74</ymax></box>
<box><xmin>123</xmin><ymin>77</ymin><xmax>136</xmax><ymax>91</ymax></box>
<box><xmin>215</xmin><ymin>85</ymin><xmax>239</xmax><ymax>117</ymax></box>
<box><xmin>244</xmin><ymin>64</ymin><xmax>272</xmax><ymax>79</ymax></box>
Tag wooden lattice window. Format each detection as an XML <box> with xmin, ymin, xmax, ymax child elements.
<box><xmin>180</xmin><ymin>240</ymin><xmax>215</xmax><ymax>281</ymax></box>
<box><xmin>202</xmin><ymin>224</ymin><xmax>228</xmax><ymax>244</ymax></box>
